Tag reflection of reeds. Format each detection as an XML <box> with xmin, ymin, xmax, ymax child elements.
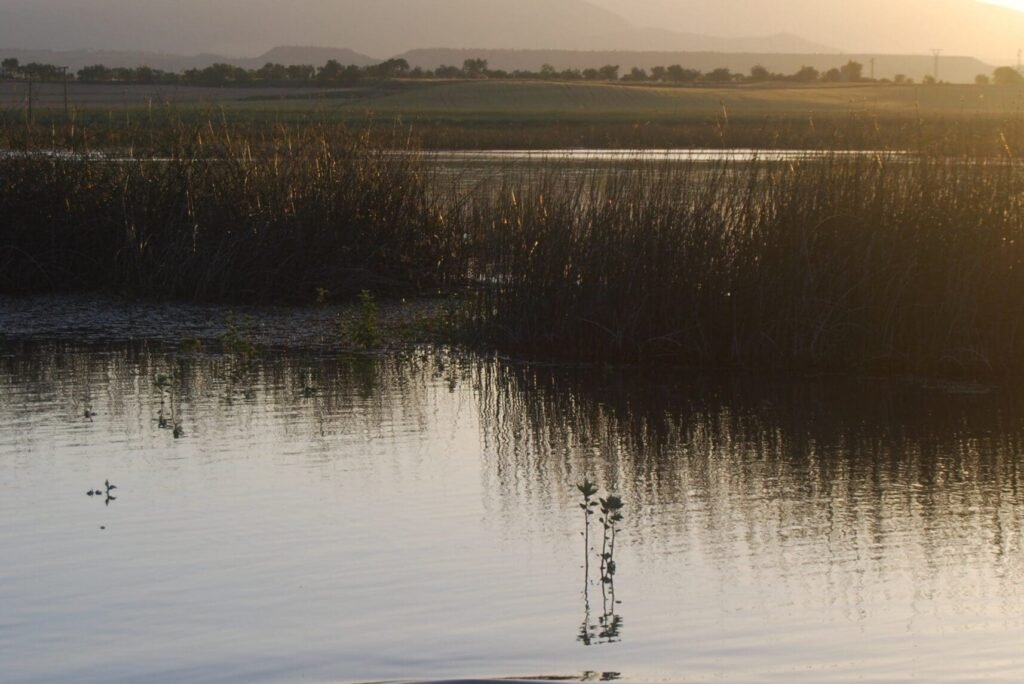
<box><xmin>474</xmin><ymin>358</ymin><xmax>1024</xmax><ymax>573</ymax></box>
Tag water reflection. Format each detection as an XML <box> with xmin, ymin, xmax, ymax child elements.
<box><xmin>2</xmin><ymin>340</ymin><xmax>1024</xmax><ymax>682</ymax></box>
<box><xmin>475</xmin><ymin>360</ymin><xmax>1024</xmax><ymax>576</ymax></box>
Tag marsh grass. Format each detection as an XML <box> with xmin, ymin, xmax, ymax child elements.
<box><xmin>468</xmin><ymin>154</ymin><xmax>1024</xmax><ymax>376</ymax></box>
<box><xmin>0</xmin><ymin>120</ymin><xmax>462</xmax><ymax>301</ymax></box>
<box><xmin>5</xmin><ymin>118</ymin><xmax>1024</xmax><ymax>376</ymax></box>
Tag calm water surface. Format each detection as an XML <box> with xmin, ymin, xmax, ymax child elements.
<box><xmin>2</xmin><ymin>299</ymin><xmax>1024</xmax><ymax>683</ymax></box>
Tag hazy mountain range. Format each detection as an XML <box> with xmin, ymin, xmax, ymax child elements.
<box><xmin>0</xmin><ymin>47</ymin><xmax>379</xmax><ymax>73</ymax></box>
<box><xmin>1</xmin><ymin>0</ymin><xmax>832</xmax><ymax>57</ymax></box>
<box><xmin>2</xmin><ymin>0</ymin><xmax>1022</xmax><ymax>73</ymax></box>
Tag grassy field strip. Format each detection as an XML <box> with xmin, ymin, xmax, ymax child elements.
<box><xmin>338</xmin><ymin>80</ymin><xmax>1024</xmax><ymax>117</ymax></box>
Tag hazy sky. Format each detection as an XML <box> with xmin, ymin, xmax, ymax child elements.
<box><xmin>3</xmin><ymin>0</ymin><xmax>1024</xmax><ymax>62</ymax></box>
<box><xmin>588</xmin><ymin>0</ymin><xmax>1024</xmax><ymax>62</ymax></box>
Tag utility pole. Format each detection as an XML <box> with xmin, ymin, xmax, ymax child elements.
<box><xmin>931</xmin><ymin>48</ymin><xmax>943</xmax><ymax>82</ymax></box>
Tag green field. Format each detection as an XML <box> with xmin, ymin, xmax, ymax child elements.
<box><xmin>182</xmin><ymin>80</ymin><xmax>1024</xmax><ymax>151</ymax></box>
<box><xmin>5</xmin><ymin>78</ymin><xmax>1024</xmax><ymax>151</ymax></box>
<box><xmin>330</xmin><ymin>80</ymin><xmax>1024</xmax><ymax>119</ymax></box>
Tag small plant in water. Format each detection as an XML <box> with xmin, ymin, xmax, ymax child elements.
<box><xmin>356</xmin><ymin>290</ymin><xmax>380</xmax><ymax>349</ymax></box>
<box><xmin>577</xmin><ymin>479</ymin><xmax>600</xmax><ymax>571</ymax></box>
<box><xmin>339</xmin><ymin>290</ymin><xmax>382</xmax><ymax>350</ymax></box>
<box><xmin>178</xmin><ymin>337</ymin><xmax>203</xmax><ymax>355</ymax></box>
<box><xmin>599</xmin><ymin>494</ymin><xmax>624</xmax><ymax>582</ymax></box>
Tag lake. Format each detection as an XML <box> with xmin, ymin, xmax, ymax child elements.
<box><xmin>2</xmin><ymin>297</ymin><xmax>1024</xmax><ymax>683</ymax></box>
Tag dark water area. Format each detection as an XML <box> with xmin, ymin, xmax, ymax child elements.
<box><xmin>2</xmin><ymin>298</ymin><xmax>1024</xmax><ymax>682</ymax></box>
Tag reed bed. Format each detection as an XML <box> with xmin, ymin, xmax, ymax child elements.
<box><xmin>4</xmin><ymin>118</ymin><xmax>1024</xmax><ymax>377</ymax></box>
<box><xmin>467</xmin><ymin>155</ymin><xmax>1024</xmax><ymax>376</ymax></box>
<box><xmin>0</xmin><ymin>121</ymin><xmax>461</xmax><ymax>301</ymax></box>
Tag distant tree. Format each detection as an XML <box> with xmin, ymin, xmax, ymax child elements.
<box><xmin>20</xmin><ymin>62</ymin><xmax>64</xmax><ymax>80</ymax></box>
<box><xmin>374</xmin><ymin>58</ymin><xmax>410</xmax><ymax>79</ymax></box>
<box><xmin>582</xmin><ymin>68</ymin><xmax>601</xmax><ymax>81</ymax></box>
<box><xmin>78</xmin><ymin>64</ymin><xmax>113</xmax><ymax>81</ymax></box>
<box><xmin>749</xmin><ymin>64</ymin><xmax>770</xmax><ymax>82</ymax></box>
<box><xmin>821</xmin><ymin>67</ymin><xmax>842</xmax><ymax>83</ymax></box>
<box><xmin>922</xmin><ymin>74</ymin><xmax>936</xmax><ymax>85</ymax></box>
<box><xmin>598</xmin><ymin>64</ymin><xmax>620</xmax><ymax>81</ymax></box>
<box><xmin>317</xmin><ymin>59</ymin><xmax>345</xmax><ymax>82</ymax></box>
<box><xmin>560</xmin><ymin>68</ymin><xmax>582</xmax><ymax>80</ymax></box>
<box><xmin>623</xmin><ymin>66</ymin><xmax>648</xmax><ymax>82</ymax></box>
<box><xmin>539</xmin><ymin>63</ymin><xmax>557</xmax><ymax>80</ymax></box>
<box><xmin>286</xmin><ymin>64</ymin><xmax>315</xmax><ymax>81</ymax></box>
<box><xmin>975</xmin><ymin>73</ymin><xmax>991</xmax><ymax>86</ymax></box>
<box><xmin>839</xmin><ymin>60</ymin><xmax>864</xmax><ymax>82</ymax></box>
<box><xmin>650</xmin><ymin>66</ymin><xmax>667</xmax><ymax>82</ymax></box>
<box><xmin>257</xmin><ymin>62</ymin><xmax>288</xmax><ymax>81</ymax></box>
<box><xmin>792</xmin><ymin>65</ymin><xmax>819</xmax><ymax>82</ymax></box>
<box><xmin>134</xmin><ymin>66</ymin><xmax>156</xmax><ymax>84</ymax></box>
<box><xmin>893</xmin><ymin>73</ymin><xmax>907</xmax><ymax>84</ymax></box>
<box><xmin>433</xmin><ymin>64</ymin><xmax>459</xmax><ymax>78</ymax></box>
<box><xmin>1</xmin><ymin>57</ymin><xmax>18</xmax><ymax>77</ymax></box>
<box><xmin>666</xmin><ymin>64</ymin><xmax>700</xmax><ymax>83</ymax></box>
<box><xmin>463</xmin><ymin>58</ymin><xmax>488</xmax><ymax>78</ymax></box>
<box><xmin>994</xmin><ymin>66</ymin><xmax>1024</xmax><ymax>86</ymax></box>
<box><xmin>705</xmin><ymin>67</ymin><xmax>733</xmax><ymax>82</ymax></box>
<box><xmin>187</xmin><ymin>63</ymin><xmax>248</xmax><ymax>85</ymax></box>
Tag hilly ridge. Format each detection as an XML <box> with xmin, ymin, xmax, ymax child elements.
<box><xmin>0</xmin><ymin>0</ymin><xmax>831</xmax><ymax>57</ymax></box>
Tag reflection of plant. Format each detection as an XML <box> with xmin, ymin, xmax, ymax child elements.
<box><xmin>220</xmin><ymin>312</ymin><xmax>258</xmax><ymax>359</ymax></box>
<box><xmin>576</xmin><ymin>481</ymin><xmax>625</xmax><ymax>647</ymax></box>
<box><xmin>154</xmin><ymin>370</ymin><xmax>185</xmax><ymax>437</ymax></box>
<box><xmin>219</xmin><ymin>312</ymin><xmax>260</xmax><ymax>398</ymax></box>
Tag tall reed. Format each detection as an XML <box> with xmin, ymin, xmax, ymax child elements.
<box><xmin>468</xmin><ymin>154</ymin><xmax>1024</xmax><ymax>376</ymax></box>
<box><xmin>0</xmin><ymin>121</ymin><xmax>461</xmax><ymax>301</ymax></box>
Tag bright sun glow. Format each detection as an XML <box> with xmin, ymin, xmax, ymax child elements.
<box><xmin>982</xmin><ymin>0</ymin><xmax>1024</xmax><ymax>11</ymax></box>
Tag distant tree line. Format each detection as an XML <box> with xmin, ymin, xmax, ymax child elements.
<box><xmin>2</xmin><ymin>55</ymin><xmax>1023</xmax><ymax>88</ymax></box>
